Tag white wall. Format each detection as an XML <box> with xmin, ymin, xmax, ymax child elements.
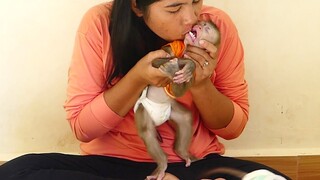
<box><xmin>0</xmin><ymin>0</ymin><xmax>105</xmax><ymax>160</ymax></box>
<box><xmin>0</xmin><ymin>0</ymin><xmax>319</xmax><ymax>161</ymax></box>
<box><xmin>206</xmin><ymin>0</ymin><xmax>320</xmax><ymax>156</ymax></box>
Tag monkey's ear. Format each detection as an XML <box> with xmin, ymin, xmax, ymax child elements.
<box><xmin>131</xmin><ymin>0</ymin><xmax>143</xmax><ymax>17</ymax></box>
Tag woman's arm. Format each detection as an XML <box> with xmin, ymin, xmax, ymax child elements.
<box><xmin>188</xmin><ymin>33</ymin><xmax>248</xmax><ymax>140</ymax></box>
<box><xmin>64</xmin><ymin>5</ymin><xmax>169</xmax><ymax>142</ymax></box>
<box><xmin>190</xmin><ymin>78</ymin><xmax>235</xmax><ymax>129</ymax></box>
<box><xmin>103</xmin><ymin>50</ymin><xmax>171</xmax><ymax>117</ymax></box>
<box><xmin>186</xmin><ymin>8</ymin><xmax>249</xmax><ymax>140</ymax></box>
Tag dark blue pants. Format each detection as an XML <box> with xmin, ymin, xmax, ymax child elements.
<box><xmin>0</xmin><ymin>153</ymin><xmax>290</xmax><ymax>180</ymax></box>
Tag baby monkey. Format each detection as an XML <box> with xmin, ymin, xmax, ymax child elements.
<box><xmin>134</xmin><ymin>21</ymin><xmax>220</xmax><ymax>180</ymax></box>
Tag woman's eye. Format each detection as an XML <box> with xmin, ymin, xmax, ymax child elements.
<box><xmin>193</xmin><ymin>0</ymin><xmax>201</xmax><ymax>3</ymax></box>
<box><xmin>168</xmin><ymin>7</ymin><xmax>181</xmax><ymax>14</ymax></box>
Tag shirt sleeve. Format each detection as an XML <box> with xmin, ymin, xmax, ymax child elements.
<box><xmin>63</xmin><ymin>4</ymin><xmax>123</xmax><ymax>142</ymax></box>
<box><xmin>201</xmin><ymin>6</ymin><xmax>249</xmax><ymax>140</ymax></box>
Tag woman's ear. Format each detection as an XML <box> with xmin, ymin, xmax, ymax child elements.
<box><xmin>131</xmin><ymin>0</ymin><xmax>143</xmax><ymax>17</ymax></box>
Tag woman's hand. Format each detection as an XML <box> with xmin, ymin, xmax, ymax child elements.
<box><xmin>133</xmin><ymin>49</ymin><xmax>171</xmax><ymax>87</ymax></box>
<box><xmin>184</xmin><ymin>39</ymin><xmax>218</xmax><ymax>88</ymax></box>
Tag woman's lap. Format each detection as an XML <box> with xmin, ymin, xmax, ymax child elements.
<box><xmin>0</xmin><ymin>153</ymin><xmax>290</xmax><ymax>180</ymax></box>
<box><xmin>0</xmin><ymin>153</ymin><xmax>156</xmax><ymax>179</ymax></box>
<box><xmin>170</xmin><ymin>154</ymin><xmax>290</xmax><ymax>179</ymax></box>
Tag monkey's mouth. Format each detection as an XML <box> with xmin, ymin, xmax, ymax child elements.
<box><xmin>188</xmin><ymin>30</ymin><xmax>197</xmax><ymax>41</ymax></box>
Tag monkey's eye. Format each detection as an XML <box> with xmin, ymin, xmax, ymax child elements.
<box><xmin>205</xmin><ymin>27</ymin><xmax>210</xmax><ymax>33</ymax></box>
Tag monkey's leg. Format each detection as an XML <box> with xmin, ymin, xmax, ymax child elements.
<box><xmin>152</xmin><ymin>58</ymin><xmax>181</xmax><ymax>81</ymax></box>
<box><xmin>154</xmin><ymin>58</ymin><xmax>194</xmax><ymax>97</ymax></box>
<box><xmin>151</xmin><ymin>58</ymin><xmax>172</xmax><ymax>68</ymax></box>
<box><xmin>134</xmin><ymin>104</ymin><xmax>167</xmax><ymax>180</ymax></box>
<box><xmin>169</xmin><ymin>81</ymin><xmax>192</xmax><ymax>97</ymax></box>
<box><xmin>177</xmin><ymin>58</ymin><xmax>196</xmax><ymax>72</ymax></box>
<box><xmin>169</xmin><ymin>101</ymin><xmax>194</xmax><ymax>167</ymax></box>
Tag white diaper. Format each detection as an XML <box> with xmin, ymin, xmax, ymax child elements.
<box><xmin>243</xmin><ymin>169</ymin><xmax>287</xmax><ymax>180</ymax></box>
<box><xmin>134</xmin><ymin>87</ymin><xmax>171</xmax><ymax>126</ymax></box>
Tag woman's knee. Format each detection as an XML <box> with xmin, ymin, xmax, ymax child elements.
<box><xmin>1</xmin><ymin>153</ymin><xmax>56</xmax><ymax>171</ymax></box>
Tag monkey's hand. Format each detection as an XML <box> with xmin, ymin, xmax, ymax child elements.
<box><xmin>172</xmin><ymin>59</ymin><xmax>196</xmax><ymax>84</ymax></box>
<box><xmin>158</xmin><ymin>58</ymin><xmax>180</xmax><ymax>79</ymax></box>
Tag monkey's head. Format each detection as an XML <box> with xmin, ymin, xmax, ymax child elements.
<box><xmin>184</xmin><ymin>21</ymin><xmax>220</xmax><ymax>48</ymax></box>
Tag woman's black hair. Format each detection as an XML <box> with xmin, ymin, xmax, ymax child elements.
<box><xmin>107</xmin><ymin>0</ymin><xmax>165</xmax><ymax>86</ymax></box>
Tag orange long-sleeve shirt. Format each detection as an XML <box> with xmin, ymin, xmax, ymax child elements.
<box><xmin>64</xmin><ymin>2</ymin><xmax>249</xmax><ymax>162</ymax></box>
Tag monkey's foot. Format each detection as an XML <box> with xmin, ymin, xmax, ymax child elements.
<box><xmin>175</xmin><ymin>149</ymin><xmax>194</xmax><ymax>167</ymax></box>
<box><xmin>178</xmin><ymin>152</ymin><xmax>199</xmax><ymax>167</ymax></box>
<box><xmin>185</xmin><ymin>158</ymin><xmax>191</xmax><ymax>167</ymax></box>
<box><xmin>146</xmin><ymin>165</ymin><xmax>167</xmax><ymax>180</ymax></box>
<box><xmin>179</xmin><ymin>155</ymin><xmax>192</xmax><ymax>167</ymax></box>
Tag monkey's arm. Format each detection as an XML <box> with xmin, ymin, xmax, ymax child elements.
<box><xmin>151</xmin><ymin>57</ymin><xmax>172</xmax><ymax>68</ymax></box>
<box><xmin>173</xmin><ymin>58</ymin><xmax>196</xmax><ymax>84</ymax></box>
<box><xmin>152</xmin><ymin>58</ymin><xmax>195</xmax><ymax>97</ymax></box>
<box><xmin>152</xmin><ymin>58</ymin><xmax>195</xmax><ymax>81</ymax></box>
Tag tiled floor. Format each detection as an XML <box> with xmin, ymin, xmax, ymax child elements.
<box><xmin>240</xmin><ymin>155</ymin><xmax>320</xmax><ymax>180</ymax></box>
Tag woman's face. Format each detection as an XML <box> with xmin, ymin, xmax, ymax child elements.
<box><xmin>143</xmin><ymin>0</ymin><xmax>203</xmax><ymax>42</ymax></box>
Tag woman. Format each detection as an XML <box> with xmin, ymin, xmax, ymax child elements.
<box><xmin>0</xmin><ymin>0</ymin><xmax>289</xmax><ymax>179</ymax></box>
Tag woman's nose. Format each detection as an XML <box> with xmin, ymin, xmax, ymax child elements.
<box><xmin>182</xmin><ymin>6</ymin><xmax>198</xmax><ymax>26</ymax></box>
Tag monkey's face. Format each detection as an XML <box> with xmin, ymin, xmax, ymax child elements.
<box><xmin>184</xmin><ymin>21</ymin><xmax>219</xmax><ymax>47</ymax></box>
